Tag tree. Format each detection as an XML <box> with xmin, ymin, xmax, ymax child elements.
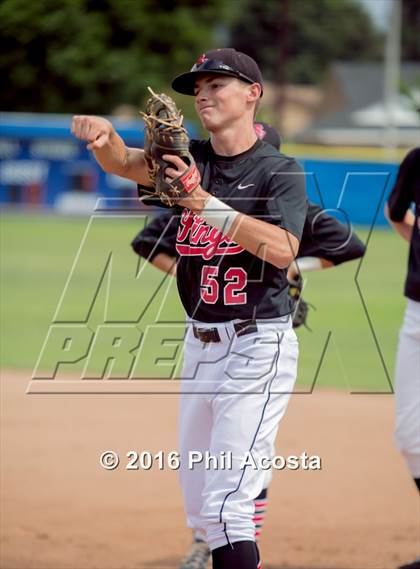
<box><xmin>401</xmin><ymin>0</ymin><xmax>420</xmax><ymax>60</ymax></box>
<box><xmin>230</xmin><ymin>0</ymin><xmax>384</xmax><ymax>85</ymax></box>
<box><xmin>0</xmin><ymin>0</ymin><xmax>235</xmax><ymax>113</ymax></box>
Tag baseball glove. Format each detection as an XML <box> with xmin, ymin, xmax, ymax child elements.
<box><xmin>140</xmin><ymin>87</ymin><xmax>201</xmax><ymax>207</ymax></box>
<box><xmin>288</xmin><ymin>275</ymin><xmax>311</xmax><ymax>329</ymax></box>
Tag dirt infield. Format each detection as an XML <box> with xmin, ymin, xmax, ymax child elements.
<box><xmin>1</xmin><ymin>371</ymin><xmax>418</xmax><ymax>569</ymax></box>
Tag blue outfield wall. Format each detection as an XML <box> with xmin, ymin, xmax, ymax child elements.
<box><xmin>0</xmin><ymin>113</ymin><xmax>154</xmax><ymax>209</ymax></box>
<box><xmin>0</xmin><ymin>113</ymin><xmax>399</xmax><ymax>225</ymax></box>
<box><xmin>300</xmin><ymin>158</ymin><xmax>398</xmax><ymax>227</ymax></box>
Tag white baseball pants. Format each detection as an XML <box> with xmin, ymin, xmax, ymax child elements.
<box><xmin>394</xmin><ymin>298</ymin><xmax>420</xmax><ymax>478</ymax></box>
<box><xmin>178</xmin><ymin>317</ymin><xmax>298</xmax><ymax>551</ymax></box>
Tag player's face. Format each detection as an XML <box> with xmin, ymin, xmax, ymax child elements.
<box><xmin>194</xmin><ymin>74</ymin><xmax>253</xmax><ymax>132</ymax></box>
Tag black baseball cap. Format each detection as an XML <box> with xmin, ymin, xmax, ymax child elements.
<box><xmin>172</xmin><ymin>48</ymin><xmax>263</xmax><ymax>96</ymax></box>
<box><xmin>254</xmin><ymin>121</ymin><xmax>282</xmax><ymax>150</ymax></box>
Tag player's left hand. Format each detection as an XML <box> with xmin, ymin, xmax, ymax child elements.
<box><xmin>163</xmin><ymin>154</ymin><xmax>209</xmax><ymax>212</ymax></box>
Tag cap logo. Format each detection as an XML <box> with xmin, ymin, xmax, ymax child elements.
<box><xmin>196</xmin><ymin>54</ymin><xmax>208</xmax><ymax>65</ymax></box>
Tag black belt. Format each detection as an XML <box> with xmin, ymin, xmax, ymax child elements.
<box><xmin>192</xmin><ymin>319</ymin><xmax>258</xmax><ymax>343</ymax></box>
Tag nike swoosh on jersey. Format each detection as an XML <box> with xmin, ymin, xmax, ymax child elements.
<box><xmin>237</xmin><ymin>183</ymin><xmax>255</xmax><ymax>189</ymax></box>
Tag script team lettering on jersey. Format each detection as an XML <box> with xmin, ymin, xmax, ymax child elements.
<box><xmin>176</xmin><ymin>208</ymin><xmax>244</xmax><ymax>260</ymax></box>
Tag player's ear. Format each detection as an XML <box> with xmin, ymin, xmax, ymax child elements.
<box><xmin>247</xmin><ymin>83</ymin><xmax>261</xmax><ymax>103</ymax></box>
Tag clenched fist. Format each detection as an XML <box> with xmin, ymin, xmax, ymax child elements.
<box><xmin>71</xmin><ymin>115</ymin><xmax>114</xmax><ymax>150</ymax></box>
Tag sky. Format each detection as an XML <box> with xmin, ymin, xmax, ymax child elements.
<box><xmin>357</xmin><ymin>0</ymin><xmax>393</xmax><ymax>31</ymax></box>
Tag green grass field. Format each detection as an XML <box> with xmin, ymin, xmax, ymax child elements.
<box><xmin>1</xmin><ymin>213</ymin><xmax>407</xmax><ymax>391</ymax></box>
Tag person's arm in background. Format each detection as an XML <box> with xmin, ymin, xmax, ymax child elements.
<box><xmin>151</xmin><ymin>252</ymin><xmax>177</xmax><ymax>276</ymax></box>
<box><xmin>384</xmin><ymin>204</ymin><xmax>415</xmax><ymax>243</ymax></box>
<box><xmin>287</xmin><ymin>257</ymin><xmax>333</xmax><ymax>280</ymax></box>
<box><xmin>131</xmin><ymin>210</ymin><xmax>178</xmax><ymax>276</ymax></box>
<box><xmin>71</xmin><ymin>115</ymin><xmax>152</xmax><ymax>186</ymax></box>
<box><xmin>385</xmin><ymin>148</ymin><xmax>418</xmax><ymax>242</ymax></box>
<box><xmin>287</xmin><ymin>202</ymin><xmax>366</xmax><ymax>280</ymax></box>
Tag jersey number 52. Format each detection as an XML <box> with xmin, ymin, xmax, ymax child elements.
<box><xmin>200</xmin><ymin>266</ymin><xmax>247</xmax><ymax>305</ymax></box>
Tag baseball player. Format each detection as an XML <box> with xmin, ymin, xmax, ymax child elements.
<box><xmin>72</xmin><ymin>48</ymin><xmax>308</xmax><ymax>569</ymax></box>
<box><xmin>131</xmin><ymin>121</ymin><xmax>366</xmax><ymax>569</ymax></box>
<box><xmin>384</xmin><ymin>147</ymin><xmax>420</xmax><ymax>569</ymax></box>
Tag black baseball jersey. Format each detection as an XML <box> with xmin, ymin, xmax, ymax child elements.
<box><xmin>180</xmin><ymin>139</ymin><xmax>306</xmax><ymax>321</ymax></box>
<box><xmin>137</xmin><ymin>139</ymin><xmax>307</xmax><ymax>322</ymax></box>
<box><xmin>132</xmin><ymin>212</ymin><xmax>179</xmax><ymax>260</ymax></box>
<box><xmin>299</xmin><ymin>203</ymin><xmax>365</xmax><ymax>264</ymax></box>
<box><xmin>387</xmin><ymin>147</ymin><xmax>420</xmax><ymax>302</ymax></box>
<box><xmin>132</xmin><ymin>202</ymin><xmax>365</xmax><ymax>269</ymax></box>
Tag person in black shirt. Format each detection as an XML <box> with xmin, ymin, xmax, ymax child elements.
<box><xmin>131</xmin><ymin>121</ymin><xmax>366</xmax><ymax>569</ymax></box>
<box><xmin>72</xmin><ymin>48</ymin><xmax>307</xmax><ymax>569</ymax></box>
<box><xmin>385</xmin><ymin>147</ymin><xmax>420</xmax><ymax>569</ymax></box>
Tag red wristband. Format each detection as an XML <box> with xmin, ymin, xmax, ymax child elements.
<box><xmin>179</xmin><ymin>164</ymin><xmax>201</xmax><ymax>194</ymax></box>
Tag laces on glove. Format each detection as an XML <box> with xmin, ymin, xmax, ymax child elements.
<box><xmin>140</xmin><ymin>87</ymin><xmax>201</xmax><ymax>206</ymax></box>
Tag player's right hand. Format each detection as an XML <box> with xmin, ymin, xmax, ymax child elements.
<box><xmin>71</xmin><ymin>115</ymin><xmax>114</xmax><ymax>151</ymax></box>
